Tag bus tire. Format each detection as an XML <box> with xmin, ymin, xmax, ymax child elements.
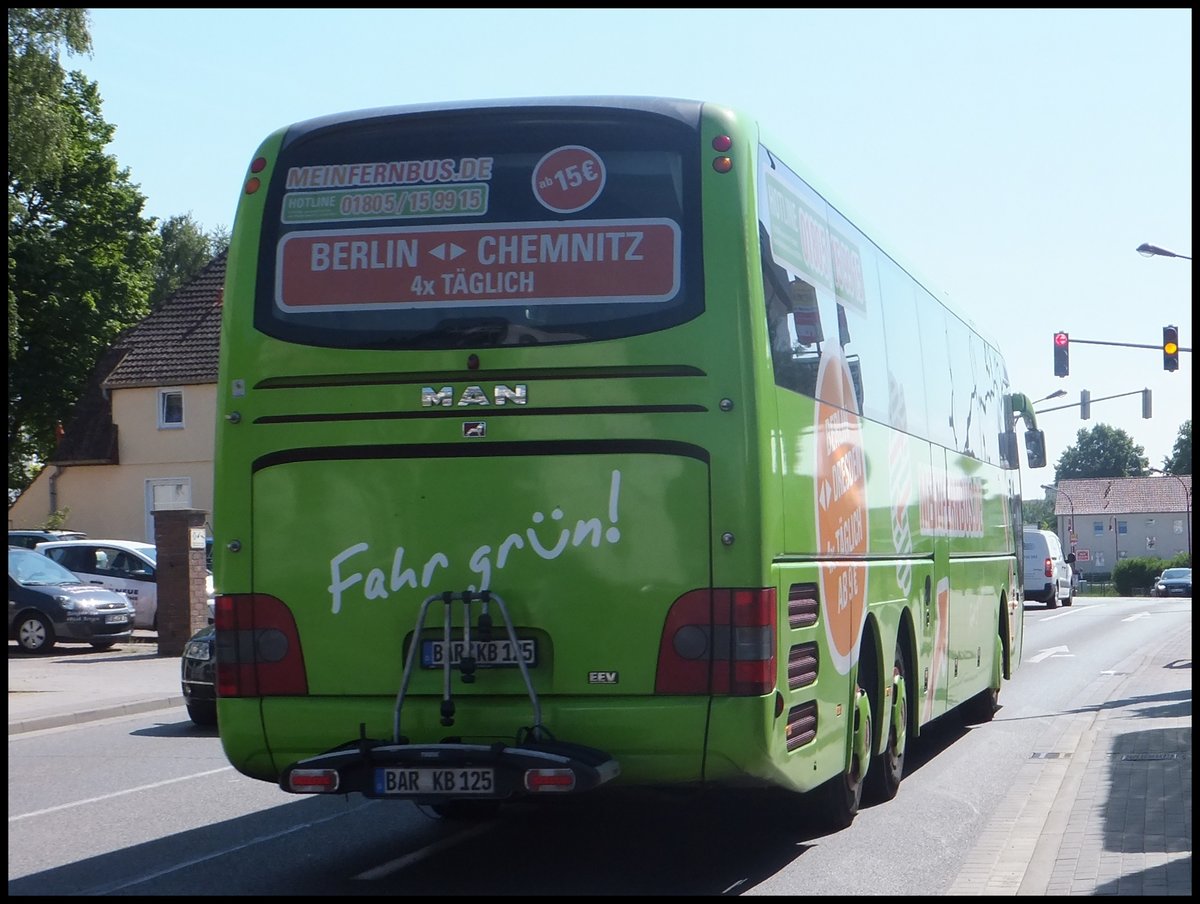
<box><xmin>866</xmin><ymin>643</ymin><xmax>908</xmax><ymax>803</ymax></box>
<box><xmin>819</xmin><ymin>682</ymin><xmax>871</xmax><ymax>830</ymax></box>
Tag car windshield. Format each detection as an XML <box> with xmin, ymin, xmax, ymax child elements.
<box><xmin>1161</xmin><ymin>569</ymin><xmax>1190</xmax><ymax>580</ymax></box>
<box><xmin>8</xmin><ymin>548</ymin><xmax>83</xmax><ymax>586</ymax></box>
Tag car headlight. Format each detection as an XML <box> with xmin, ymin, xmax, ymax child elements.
<box><xmin>54</xmin><ymin>594</ymin><xmax>98</xmax><ymax>610</ymax></box>
<box><xmin>184</xmin><ymin>640</ymin><xmax>212</xmax><ymax>661</ymax></box>
<box><xmin>1157</xmin><ymin>583</ymin><xmax>1166</xmax><ymax>590</ymax></box>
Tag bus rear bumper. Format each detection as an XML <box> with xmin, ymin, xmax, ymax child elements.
<box><xmin>279</xmin><ymin>735</ymin><xmax>619</xmax><ymax>802</ymax></box>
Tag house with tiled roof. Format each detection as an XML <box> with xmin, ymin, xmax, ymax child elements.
<box><xmin>8</xmin><ymin>251</ymin><xmax>226</xmax><ymax>540</ymax></box>
<box><xmin>1047</xmin><ymin>475</ymin><xmax>1192</xmax><ymax>578</ymax></box>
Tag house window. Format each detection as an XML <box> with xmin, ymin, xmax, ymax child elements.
<box><xmin>1117</xmin><ymin>520</ymin><xmax>1128</xmax><ymax>535</ymax></box>
<box><xmin>158</xmin><ymin>389</ymin><xmax>184</xmax><ymax>429</ymax></box>
<box><xmin>1093</xmin><ymin>521</ymin><xmax>1104</xmax><ymax>536</ymax></box>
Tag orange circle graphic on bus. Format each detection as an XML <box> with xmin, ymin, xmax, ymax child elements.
<box><xmin>532</xmin><ymin>145</ymin><xmax>607</xmax><ymax>214</ymax></box>
<box><xmin>814</xmin><ymin>348</ymin><xmax>869</xmax><ymax>673</ymax></box>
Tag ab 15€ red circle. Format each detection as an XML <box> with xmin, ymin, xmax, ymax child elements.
<box><xmin>532</xmin><ymin>145</ymin><xmax>606</xmax><ymax>214</ymax></box>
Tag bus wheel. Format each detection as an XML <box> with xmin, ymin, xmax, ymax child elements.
<box><xmin>820</xmin><ymin>683</ymin><xmax>871</xmax><ymax>830</ymax></box>
<box><xmin>866</xmin><ymin>644</ymin><xmax>908</xmax><ymax>803</ymax></box>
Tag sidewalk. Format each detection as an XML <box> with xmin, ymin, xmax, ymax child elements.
<box><xmin>7</xmin><ymin>631</ymin><xmax>184</xmax><ymax>734</ymax></box>
<box><xmin>948</xmin><ymin>624</ymin><xmax>1192</xmax><ymax>896</ymax></box>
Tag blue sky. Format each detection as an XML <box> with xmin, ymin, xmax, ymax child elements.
<box><xmin>70</xmin><ymin>8</ymin><xmax>1192</xmax><ymax>495</ymax></box>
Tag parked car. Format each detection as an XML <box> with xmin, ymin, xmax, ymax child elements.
<box><xmin>1151</xmin><ymin>567</ymin><xmax>1192</xmax><ymax>598</ymax></box>
<box><xmin>1023</xmin><ymin>527</ymin><xmax>1075</xmax><ymax>608</ymax></box>
<box><xmin>8</xmin><ymin>546</ymin><xmax>135</xmax><ymax>653</ymax></box>
<box><xmin>34</xmin><ymin>538</ymin><xmax>214</xmax><ymax>631</ymax></box>
<box><xmin>8</xmin><ymin>529</ymin><xmax>87</xmax><ymax>550</ymax></box>
<box><xmin>181</xmin><ymin>623</ymin><xmax>217</xmax><ymax>726</ymax></box>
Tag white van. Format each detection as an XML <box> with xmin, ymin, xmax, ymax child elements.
<box><xmin>1023</xmin><ymin>527</ymin><xmax>1075</xmax><ymax>608</ymax></box>
<box><xmin>34</xmin><ymin>539</ymin><xmax>214</xmax><ymax>630</ymax></box>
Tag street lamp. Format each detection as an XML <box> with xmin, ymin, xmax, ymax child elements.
<box><xmin>1032</xmin><ymin>389</ymin><xmax>1067</xmax><ymax>405</ymax></box>
<box><xmin>1136</xmin><ymin>242</ymin><xmax>1192</xmax><ymax>261</ymax></box>
<box><xmin>1041</xmin><ymin>483</ymin><xmax>1075</xmax><ymax>550</ymax></box>
<box><xmin>1148</xmin><ymin>468</ymin><xmax>1192</xmax><ymax>564</ymax></box>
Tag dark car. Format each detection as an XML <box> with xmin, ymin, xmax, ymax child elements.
<box><xmin>1152</xmin><ymin>567</ymin><xmax>1192</xmax><ymax>598</ymax></box>
<box><xmin>181</xmin><ymin>624</ymin><xmax>217</xmax><ymax>726</ymax></box>
<box><xmin>8</xmin><ymin>546</ymin><xmax>135</xmax><ymax>653</ymax></box>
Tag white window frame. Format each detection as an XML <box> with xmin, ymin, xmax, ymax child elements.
<box><xmin>158</xmin><ymin>388</ymin><xmax>184</xmax><ymax>429</ymax></box>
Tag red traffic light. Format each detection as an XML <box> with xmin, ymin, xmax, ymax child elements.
<box><xmin>1053</xmin><ymin>332</ymin><xmax>1069</xmax><ymax>377</ymax></box>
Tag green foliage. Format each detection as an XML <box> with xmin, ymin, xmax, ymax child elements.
<box><xmin>42</xmin><ymin>507</ymin><xmax>70</xmax><ymax>529</ymax></box>
<box><xmin>1162</xmin><ymin>420</ymin><xmax>1191</xmax><ymax>474</ymax></box>
<box><xmin>1108</xmin><ymin>554</ymin><xmax>1166</xmax><ymax>595</ymax></box>
<box><xmin>1054</xmin><ymin>424</ymin><xmax>1149</xmax><ymax>481</ymax></box>
<box><xmin>1111</xmin><ymin>555</ymin><xmax>1181</xmax><ymax>595</ymax></box>
<box><xmin>7</xmin><ymin>8</ymin><xmax>92</xmax><ymax>188</ymax></box>
<box><xmin>149</xmin><ymin>213</ymin><xmax>230</xmax><ymax>309</ymax></box>
<box><xmin>1021</xmin><ymin>494</ymin><xmax>1055</xmax><ymax>529</ymax></box>
<box><xmin>8</xmin><ymin>71</ymin><xmax>158</xmax><ymax>491</ymax></box>
<box><xmin>8</xmin><ymin>8</ymin><xmax>93</xmax><ymax>365</ymax></box>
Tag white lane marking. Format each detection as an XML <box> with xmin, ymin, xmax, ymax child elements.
<box><xmin>85</xmin><ymin>798</ymin><xmax>380</xmax><ymax>895</ymax></box>
<box><xmin>354</xmin><ymin>820</ymin><xmax>493</xmax><ymax>879</ymax></box>
<box><xmin>1122</xmin><ymin>612</ymin><xmax>1151</xmax><ymax>622</ymax></box>
<box><xmin>8</xmin><ymin>766</ymin><xmax>235</xmax><ymax>822</ymax></box>
<box><xmin>1027</xmin><ymin>645</ymin><xmax>1071</xmax><ymax>663</ymax></box>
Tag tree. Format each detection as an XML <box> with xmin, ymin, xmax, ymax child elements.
<box><xmin>7</xmin><ymin>9</ymin><xmax>92</xmax><ymax>188</ymax></box>
<box><xmin>1021</xmin><ymin>493</ymin><xmax>1056</xmax><ymax>529</ymax></box>
<box><xmin>1054</xmin><ymin>424</ymin><xmax>1149</xmax><ymax>481</ymax></box>
<box><xmin>1162</xmin><ymin>420</ymin><xmax>1191</xmax><ymax>475</ymax></box>
<box><xmin>8</xmin><ymin>71</ymin><xmax>158</xmax><ymax>492</ymax></box>
<box><xmin>8</xmin><ymin>9</ymin><xmax>92</xmax><ymax>360</ymax></box>
<box><xmin>150</xmin><ymin>213</ymin><xmax>230</xmax><ymax>309</ymax></box>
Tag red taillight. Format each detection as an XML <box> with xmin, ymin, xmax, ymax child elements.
<box><xmin>215</xmin><ymin>594</ymin><xmax>308</xmax><ymax>698</ymax></box>
<box><xmin>730</xmin><ymin>589</ymin><xmax>777</xmax><ymax>696</ymax></box>
<box><xmin>524</xmin><ymin>769</ymin><xmax>576</xmax><ymax>793</ymax></box>
<box><xmin>655</xmin><ymin>588</ymin><xmax>777</xmax><ymax>696</ymax></box>
<box><xmin>1044</xmin><ymin>557</ymin><xmax>1054</xmax><ymax>578</ymax></box>
<box><xmin>286</xmin><ymin>769</ymin><xmax>339</xmax><ymax>793</ymax></box>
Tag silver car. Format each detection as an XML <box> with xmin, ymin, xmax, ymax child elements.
<box><xmin>8</xmin><ymin>547</ymin><xmax>135</xmax><ymax>653</ymax></box>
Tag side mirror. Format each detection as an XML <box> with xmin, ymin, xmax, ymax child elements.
<box><xmin>1066</xmin><ymin>552</ymin><xmax>1076</xmax><ymax>564</ymax></box>
<box><xmin>1024</xmin><ymin>429</ymin><xmax>1047</xmax><ymax>469</ymax></box>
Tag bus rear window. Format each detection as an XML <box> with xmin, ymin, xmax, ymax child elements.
<box><xmin>254</xmin><ymin>108</ymin><xmax>703</xmax><ymax>349</ymax></box>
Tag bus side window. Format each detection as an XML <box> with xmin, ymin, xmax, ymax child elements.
<box><xmin>760</xmin><ymin>224</ymin><xmax>820</xmax><ymax>396</ymax></box>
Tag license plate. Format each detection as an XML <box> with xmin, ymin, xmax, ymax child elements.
<box><xmin>374</xmin><ymin>767</ymin><xmax>495</xmax><ymax>795</ymax></box>
<box><xmin>420</xmin><ymin>638</ymin><xmax>537</xmax><ymax>668</ymax></box>
<box><xmin>105</xmin><ymin>613</ymin><xmax>129</xmax><ymax>624</ymax></box>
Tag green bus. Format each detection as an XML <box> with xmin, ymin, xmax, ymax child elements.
<box><xmin>212</xmin><ymin>96</ymin><xmax>1048</xmax><ymax>827</ymax></box>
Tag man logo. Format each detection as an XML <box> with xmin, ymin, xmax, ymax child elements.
<box><xmin>423</xmin><ymin>384</ymin><xmax>528</xmax><ymax>407</ymax></box>
<box><xmin>463</xmin><ymin>422</ymin><xmax>486</xmax><ymax>438</ymax></box>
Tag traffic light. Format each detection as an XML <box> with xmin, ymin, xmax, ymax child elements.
<box><xmin>1142</xmin><ymin>388</ymin><xmax>1152</xmax><ymax>419</ymax></box>
<box><xmin>1053</xmin><ymin>331</ymin><xmax>1069</xmax><ymax>377</ymax></box>
<box><xmin>1163</xmin><ymin>325</ymin><xmax>1179</xmax><ymax>371</ymax></box>
<box><xmin>1080</xmin><ymin>389</ymin><xmax>1090</xmax><ymax>420</ymax></box>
